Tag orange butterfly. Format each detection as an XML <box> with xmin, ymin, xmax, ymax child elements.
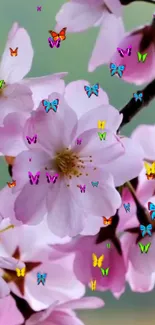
<box><xmin>9</xmin><ymin>47</ymin><xmax>18</xmax><ymax>56</ymax></box>
<box><xmin>103</xmin><ymin>217</ymin><xmax>112</xmax><ymax>226</ymax></box>
<box><xmin>7</xmin><ymin>180</ymin><xmax>16</xmax><ymax>188</ymax></box>
<box><xmin>48</xmin><ymin>28</ymin><xmax>67</xmax><ymax>41</ymax></box>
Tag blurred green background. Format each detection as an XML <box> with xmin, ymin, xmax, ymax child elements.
<box><xmin>0</xmin><ymin>0</ymin><xmax>155</xmax><ymax>324</ymax></box>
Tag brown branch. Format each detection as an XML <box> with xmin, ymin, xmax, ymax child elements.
<box><xmin>120</xmin><ymin>0</ymin><xmax>155</xmax><ymax>4</ymax></box>
<box><xmin>119</xmin><ymin>78</ymin><xmax>155</xmax><ymax>130</ymax></box>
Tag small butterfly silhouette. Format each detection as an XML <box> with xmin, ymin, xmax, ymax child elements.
<box><xmin>92</xmin><ymin>253</ymin><xmax>104</xmax><ymax>268</ymax></box>
<box><xmin>117</xmin><ymin>45</ymin><xmax>132</xmax><ymax>57</ymax></box>
<box><xmin>90</xmin><ymin>280</ymin><xmax>96</xmax><ymax>291</ymax></box>
<box><xmin>42</xmin><ymin>99</ymin><xmax>59</xmax><ymax>113</ymax></box>
<box><xmin>48</xmin><ymin>28</ymin><xmax>67</xmax><ymax>41</ymax></box>
<box><xmin>28</xmin><ymin>171</ymin><xmax>40</xmax><ymax>185</ymax></box>
<box><xmin>37</xmin><ymin>273</ymin><xmax>47</xmax><ymax>285</ymax></box>
<box><xmin>100</xmin><ymin>267</ymin><xmax>109</xmax><ymax>276</ymax></box>
<box><xmin>37</xmin><ymin>6</ymin><xmax>42</xmax><ymax>11</ymax></box>
<box><xmin>26</xmin><ymin>135</ymin><xmax>37</xmax><ymax>144</ymax></box>
<box><xmin>110</xmin><ymin>63</ymin><xmax>125</xmax><ymax>78</ymax></box>
<box><xmin>7</xmin><ymin>180</ymin><xmax>16</xmax><ymax>188</ymax></box>
<box><xmin>148</xmin><ymin>202</ymin><xmax>155</xmax><ymax>220</ymax></box>
<box><xmin>77</xmin><ymin>138</ymin><xmax>82</xmax><ymax>145</ymax></box>
<box><xmin>79</xmin><ymin>185</ymin><xmax>86</xmax><ymax>193</ymax></box>
<box><xmin>137</xmin><ymin>52</ymin><xmax>147</xmax><ymax>62</ymax></box>
<box><xmin>138</xmin><ymin>242</ymin><xmax>151</xmax><ymax>253</ymax></box>
<box><xmin>123</xmin><ymin>203</ymin><xmax>130</xmax><ymax>212</ymax></box>
<box><xmin>48</xmin><ymin>37</ymin><xmax>61</xmax><ymax>48</ymax></box>
<box><xmin>0</xmin><ymin>80</ymin><xmax>5</xmax><ymax>89</ymax></box>
<box><xmin>84</xmin><ymin>83</ymin><xmax>99</xmax><ymax>98</ymax></box>
<box><xmin>133</xmin><ymin>92</ymin><xmax>143</xmax><ymax>102</ymax></box>
<box><xmin>144</xmin><ymin>162</ymin><xmax>155</xmax><ymax>180</ymax></box>
<box><xmin>46</xmin><ymin>172</ymin><xmax>58</xmax><ymax>184</ymax></box>
<box><xmin>16</xmin><ymin>267</ymin><xmax>26</xmax><ymax>277</ymax></box>
<box><xmin>91</xmin><ymin>181</ymin><xmax>99</xmax><ymax>187</ymax></box>
<box><xmin>98</xmin><ymin>132</ymin><xmax>106</xmax><ymax>140</ymax></box>
<box><xmin>10</xmin><ymin>48</ymin><xmax>18</xmax><ymax>56</ymax></box>
<box><xmin>98</xmin><ymin>120</ymin><xmax>106</xmax><ymax>129</ymax></box>
<box><xmin>103</xmin><ymin>217</ymin><xmax>112</xmax><ymax>225</ymax></box>
<box><xmin>140</xmin><ymin>224</ymin><xmax>152</xmax><ymax>237</ymax></box>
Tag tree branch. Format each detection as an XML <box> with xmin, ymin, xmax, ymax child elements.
<box><xmin>120</xmin><ymin>0</ymin><xmax>155</xmax><ymax>5</ymax></box>
<box><xmin>119</xmin><ymin>78</ymin><xmax>155</xmax><ymax>130</ymax></box>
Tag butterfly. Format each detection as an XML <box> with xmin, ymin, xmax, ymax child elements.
<box><xmin>48</xmin><ymin>37</ymin><xmax>61</xmax><ymax>48</ymax></box>
<box><xmin>91</xmin><ymin>181</ymin><xmax>99</xmax><ymax>187</ymax></box>
<box><xmin>0</xmin><ymin>80</ymin><xmax>5</xmax><ymax>89</ymax></box>
<box><xmin>77</xmin><ymin>138</ymin><xmax>82</xmax><ymax>145</ymax></box>
<box><xmin>144</xmin><ymin>162</ymin><xmax>155</xmax><ymax>180</ymax></box>
<box><xmin>48</xmin><ymin>28</ymin><xmax>67</xmax><ymax>41</ymax></box>
<box><xmin>9</xmin><ymin>47</ymin><xmax>18</xmax><ymax>56</ymax></box>
<box><xmin>103</xmin><ymin>217</ymin><xmax>112</xmax><ymax>226</ymax></box>
<box><xmin>98</xmin><ymin>120</ymin><xmax>106</xmax><ymax>129</ymax></box>
<box><xmin>42</xmin><ymin>99</ymin><xmax>59</xmax><ymax>113</ymax></box>
<box><xmin>84</xmin><ymin>83</ymin><xmax>99</xmax><ymax>98</ymax></box>
<box><xmin>133</xmin><ymin>92</ymin><xmax>143</xmax><ymax>102</ymax></box>
<box><xmin>138</xmin><ymin>242</ymin><xmax>151</xmax><ymax>253</ymax></box>
<box><xmin>148</xmin><ymin>202</ymin><xmax>155</xmax><ymax>220</ymax></box>
<box><xmin>7</xmin><ymin>180</ymin><xmax>16</xmax><ymax>188</ymax></box>
<box><xmin>123</xmin><ymin>203</ymin><xmax>130</xmax><ymax>212</ymax></box>
<box><xmin>92</xmin><ymin>253</ymin><xmax>104</xmax><ymax>268</ymax></box>
<box><xmin>28</xmin><ymin>171</ymin><xmax>40</xmax><ymax>185</ymax></box>
<box><xmin>79</xmin><ymin>185</ymin><xmax>86</xmax><ymax>193</ymax></box>
<box><xmin>100</xmin><ymin>267</ymin><xmax>109</xmax><ymax>276</ymax></box>
<box><xmin>137</xmin><ymin>52</ymin><xmax>147</xmax><ymax>62</ymax></box>
<box><xmin>26</xmin><ymin>135</ymin><xmax>37</xmax><ymax>144</ymax></box>
<box><xmin>140</xmin><ymin>224</ymin><xmax>152</xmax><ymax>237</ymax></box>
<box><xmin>98</xmin><ymin>132</ymin><xmax>106</xmax><ymax>141</ymax></box>
<box><xmin>37</xmin><ymin>272</ymin><xmax>47</xmax><ymax>285</ymax></box>
<box><xmin>117</xmin><ymin>45</ymin><xmax>132</xmax><ymax>57</ymax></box>
<box><xmin>46</xmin><ymin>172</ymin><xmax>58</xmax><ymax>184</ymax></box>
<box><xmin>110</xmin><ymin>63</ymin><xmax>125</xmax><ymax>78</ymax></box>
<box><xmin>16</xmin><ymin>267</ymin><xmax>26</xmax><ymax>277</ymax></box>
<box><xmin>90</xmin><ymin>280</ymin><xmax>96</xmax><ymax>291</ymax></box>
<box><xmin>37</xmin><ymin>6</ymin><xmax>42</xmax><ymax>11</ymax></box>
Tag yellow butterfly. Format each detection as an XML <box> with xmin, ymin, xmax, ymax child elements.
<box><xmin>90</xmin><ymin>279</ymin><xmax>96</xmax><ymax>291</ymax></box>
<box><xmin>16</xmin><ymin>267</ymin><xmax>26</xmax><ymax>277</ymax></box>
<box><xmin>98</xmin><ymin>120</ymin><xmax>106</xmax><ymax>129</ymax></box>
<box><xmin>144</xmin><ymin>162</ymin><xmax>155</xmax><ymax>179</ymax></box>
<box><xmin>92</xmin><ymin>253</ymin><xmax>104</xmax><ymax>268</ymax></box>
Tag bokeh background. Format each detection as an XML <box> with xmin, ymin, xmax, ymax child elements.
<box><xmin>0</xmin><ymin>0</ymin><xmax>155</xmax><ymax>324</ymax></box>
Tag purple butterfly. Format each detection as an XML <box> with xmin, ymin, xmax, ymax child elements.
<box><xmin>77</xmin><ymin>138</ymin><xmax>82</xmax><ymax>145</ymax></box>
<box><xmin>79</xmin><ymin>185</ymin><xmax>86</xmax><ymax>193</ymax></box>
<box><xmin>28</xmin><ymin>171</ymin><xmax>40</xmax><ymax>185</ymax></box>
<box><xmin>46</xmin><ymin>172</ymin><xmax>58</xmax><ymax>183</ymax></box>
<box><xmin>26</xmin><ymin>135</ymin><xmax>37</xmax><ymax>144</ymax></box>
<box><xmin>37</xmin><ymin>6</ymin><xmax>42</xmax><ymax>11</ymax></box>
<box><xmin>48</xmin><ymin>37</ymin><xmax>61</xmax><ymax>48</ymax></box>
<box><xmin>117</xmin><ymin>45</ymin><xmax>132</xmax><ymax>57</ymax></box>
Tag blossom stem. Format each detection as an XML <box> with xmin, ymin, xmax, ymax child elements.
<box><xmin>120</xmin><ymin>0</ymin><xmax>155</xmax><ymax>4</ymax></box>
<box><xmin>119</xmin><ymin>78</ymin><xmax>155</xmax><ymax>130</ymax></box>
<box><xmin>0</xmin><ymin>225</ymin><xmax>14</xmax><ymax>233</ymax></box>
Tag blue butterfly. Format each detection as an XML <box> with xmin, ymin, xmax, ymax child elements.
<box><xmin>140</xmin><ymin>224</ymin><xmax>152</xmax><ymax>237</ymax></box>
<box><xmin>37</xmin><ymin>272</ymin><xmax>47</xmax><ymax>285</ymax></box>
<box><xmin>42</xmin><ymin>99</ymin><xmax>59</xmax><ymax>113</ymax></box>
<box><xmin>133</xmin><ymin>92</ymin><xmax>143</xmax><ymax>102</ymax></box>
<box><xmin>84</xmin><ymin>83</ymin><xmax>99</xmax><ymax>98</ymax></box>
<box><xmin>110</xmin><ymin>63</ymin><xmax>125</xmax><ymax>78</ymax></box>
<box><xmin>91</xmin><ymin>181</ymin><xmax>99</xmax><ymax>187</ymax></box>
<box><xmin>148</xmin><ymin>202</ymin><xmax>155</xmax><ymax>220</ymax></box>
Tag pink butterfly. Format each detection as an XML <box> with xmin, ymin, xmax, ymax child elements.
<box><xmin>79</xmin><ymin>185</ymin><xmax>86</xmax><ymax>193</ymax></box>
<box><xmin>28</xmin><ymin>171</ymin><xmax>40</xmax><ymax>185</ymax></box>
<box><xmin>46</xmin><ymin>172</ymin><xmax>58</xmax><ymax>183</ymax></box>
<box><xmin>117</xmin><ymin>45</ymin><xmax>132</xmax><ymax>57</ymax></box>
<box><xmin>26</xmin><ymin>135</ymin><xmax>37</xmax><ymax>144</ymax></box>
<box><xmin>77</xmin><ymin>138</ymin><xmax>82</xmax><ymax>145</ymax></box>
<box><xmin>48</xmin><ymin>37</ymin><xmax>61</xmax><ymax>48</ymax></box>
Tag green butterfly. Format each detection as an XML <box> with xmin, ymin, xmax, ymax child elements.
<box><xmin>137</xmin><ymin>52</ymin><xmax>147</xmax><ymax>62</ymax></box>
<box><xmin>0</xmin><ymin>80</ymin><xmax>5</xmax><ymax>89</ymax></box>
<box><xmin>138</xmin><ymin>242</ymin><xmax>151</xmax><ymax>253</ymax></box>
<box><xmin>100</xmin><ymin>267</ymin><xmax>109</xmax><ymax>276</ymax></box>
<box><xmin>98</xmin><ymin>132</ymin><xmax>106</xmax><ymax>141</ymax></box>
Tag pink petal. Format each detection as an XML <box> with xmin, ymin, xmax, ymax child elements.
<box><xmin>88</xmin><ymin>14</ymin><xmax>125</xmax><ymax>72</ymax></box>
<box><xmin>103</xmin><ymin>137</ymin><xmax>144</xmax><ymax>186</ymax></box>
<box><xmin>0</xmin><ymin>113</ymin><xmax>27</xmax><ymax>156</ymax></box>
<box><xmin>132</xmin><ymin>124</ymin><xmax>155</xmax><ymax>160</ymax></box>
<box><xmin>64</xmin><ymin>80</ymin><xmax>109</xmax><ymax>118</ymax></box>
<box><xmin>80</xmin><ymin>215</ymin><xmax>103</xmax><ymax>235</ymax></box>
<box><xmin>0</xmin><ymin>296</ymin><xmax>24</xmax><ymax>324</ymax></box>
<box><xmin>104</xmin><ymin>0</ymin><xmax>122</xmax><ymax>17</ymax></box>
<box><xmin>126</xmin><ymin>263</ymin><xmax>155</xmax><ymax>292</ymax></box>
<box><xmin>22</xmin><ymin>73</ymin><xmax>67</xmax><ymax>107</ymax></box>
<box><xmin>0</xmin><ymin>256</ymin><xmax>25</xmax><ymax>270</ymax></box>
<box><xmin>0</xmin><ymin>277</ymin><xmax>10</xmax><ymax>298</ymax></box>
<box><xmin>55</xmin><ymin>2</ymin><xmax>103</xmax><ymax>32</ymax></box>
<box><xmin>59</xmin><ymin>296</ymin><xmax>104</xmax><ymax>309</ymax></box>
<box><xmin>0</xmin><ymin>22</ymin><xmax>33</xmax><ymax>83</ymax></box>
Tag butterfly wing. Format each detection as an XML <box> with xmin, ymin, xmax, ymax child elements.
<box><xmin>56</xmin><ymin>39</ymin><xmax>61</xmax><ymax>48</ymax></box>
<box><xmin>42</xmin><ymin>100</ymin><xmax>51</xmax><ymax>113</ymax></box>
<box><xmin>48</xmin><ymin>37</ymin><xmax>54</xmax><ymax>48</ymax></box>
<box><xmin>133</xmin><ymin>93</ymin><xmax>138</xmax><ymax>101</ymax></box>
<box><xmin>145</xmin><ymin>242</ymin><xmax>151</xmax><ymax>253</ymax></box>
<box><xmin>49</xmin><ymin>30</ymin><xmax>59</xmax><ymax>41</ymax></box>
<box><xmin>117</xmin><ymin>48</ymin><xmax>124</xmax><ymax>57</ymax></box>
<box><xmin>105</xmin><ymin>267</ymin><xmax>109</xmax><ymax>275</ymax></box>
<box><xmin>84</xmin><ymin>85</ymin><xmax>91</xmax><ymax>98</ymax></box>
<box><xmin>117</xmin><ymin>65</ymin><xmax>125</xmax><ymax>78</ymax></box>
<box><xmin>102</xmin><ymin>132</ymin><xmax>106</xmax><ymax>140</ymax></box>
<box><xmin>127</xmin><ymin>46</ymin><xmax>132</xmax><ymax>56</ymax></box>
<box><xmin>146</xmin><ymin>224</ymin><xmax>152</xmax><ymax>236</ymax></box>
<box><xmin>98</xmin><ymin>132</ymin><xmax>102</xmax><ymax>140</ymax></box>
<box><xmin>138</xmin><ymin>242</ymin><xmax>144</xmax><ymax>253</ymax></box>
<box><xmin>98</xmin><ymin>255</ymin><xmax>104</xmax><ymax>268</ymax></box>
<box><xmin>140</xmin><ymin>225</ymin><xmax>146</xmax><ymax>237</ymax></box>
<box><xmin>100</xmin><ymin>268</ymin><xmax>105</xmax><ymax>276</ymax></box>
<box><xmin>16</xmin><ymin>268</ymin><xmax>20</xmax><ymax>277</ymax></box>
<box><xmin>103</xmin><ymin>217</ymin><xmax>108</xmax><ymax>225</ymax></box>
<box><xmin>92</xmin><ymin>253</ymin><xmax>97</xmax><ymax>267</ymax></box>
<box><xmin>150</xmin><ymin>211</ymin><xmax>155</xmax><ymax>220</ymax></box>
<box><xmin>15</xmin><ymin>47</ymin><xmax>18</xmax><ymax>56</ymax></box>
<box><xmin>148</xmin><ymin>202</ymin><xmax>155</xmax><ymax>211</ymax></box>
<box><xmin>137</xmin><ymin>52</ymin><xmax>142</xmax><ymax>62</ymax></box>
<box><xmin>51</xmin><ymin>99</ymin><xmax>59</xmax><ymax>112</ymax></box>
<box><xmin>92</xmin><ymin>83</ymin><xmax>99</xmax><ymax>96</ymax></box>
<box><xmin>59</xmin><ymin>27</ymin><xmax>67</xmax><ymax>41</ymax></box>
<box><xmin>21</xmin><ymin>267</ymin><xmax>26</xmax><ymax>276</ymax></box>
<box><xmin>142</xmin><ymin>53</ymin><xmax>147</xmax><ymax>62</ymax></box>
<box><xmin>110</xmin><ymin>63</ymin><xmax>117</xmax><ymax>76</ymax></box>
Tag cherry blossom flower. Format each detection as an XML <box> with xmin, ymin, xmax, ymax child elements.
<box><xmin>55</xmin><ymin>0</ymin><xmax>125</xmax><ymax>71</ymax></box>
<box><xmin>26</xmin><ymin>297</ymin><xmax>104</xmax><ymax>325</ymax></box>
<box><xmin>0</xmin><ymin>295</ymin><xmax>24</xmax><ymax>325</ymax></box>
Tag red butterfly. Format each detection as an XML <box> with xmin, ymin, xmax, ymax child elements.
<box><xmin>48</xmin><ymin>28</ymin><xmax>67</xmax><ymax>41</ymax></box>
<box><xmin>9</xmin><ymin>47</ymin><xmax>18</xmax><ymax>56</ymax></box>
<box><xmin>7</xmin><ymin>180</ymin><xmax>16</xmax><ymax>188</ymax></box>
<box><xmin>103</xmin><ymin>217</ymin><xmax>112</xmax><ymax>226</ymax></box>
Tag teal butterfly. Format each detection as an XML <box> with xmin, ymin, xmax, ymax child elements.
<box><xmin>138</xmin><ymin>242</ymin><xmax>151</xmax><ymax>253</ymax></box>
<box><xmin>110</xmin><ymin>63</ymin><xmax>125</xmax><ymax>78</ymax></box>
<box><xmin>98</xmin><ymin>132</ymin><xmax>106</xmax><ymax>141</ymax></box>
<box><xmin>42</xmin><ymin>99</ymin><xmax>59</xmax><ymax>113</ymax></box>
<box><xmin>84</xmin><ymin>83</ymin><xmax>99</xmax><ymax>98</ymax></box>
<box><xmin>91</xmin><ymin>181</ymin><xmax>99</xmax><ymax>187</ymax></box>
<box><xmin>100</xmin><ymin>267</ymin><xmax>109</xmax><ymax>276</ymax></box>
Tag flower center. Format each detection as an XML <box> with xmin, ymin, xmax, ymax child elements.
<box><xmin>54</xmin><ymin>148</ymin><xmax>80</xmax><ymax>177</ymax></box>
